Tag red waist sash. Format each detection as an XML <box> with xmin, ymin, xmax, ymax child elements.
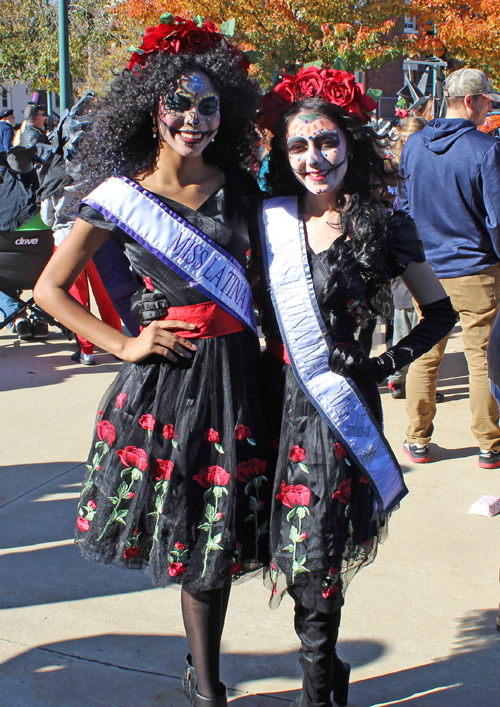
<box><xmin>266</xmin><ymin>338</ymin><xmax>291</xmax><ymax>365</ymax></box>
<box><xmin>162</xmin><ymin>301</ymin><xmax>244</xmax><ymax>339</ymax></box>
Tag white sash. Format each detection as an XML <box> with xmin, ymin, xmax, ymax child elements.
<box><xmin>82</xmin><ymin>176</ymin><xmax>257</xmax><ymax>335</ymax></box>
<box><xmin>260</xmin><ymin>197</ymin><xmax>407</xmax><ymax>516</ymax></box>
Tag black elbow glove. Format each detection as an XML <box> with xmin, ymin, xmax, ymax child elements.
<box><xmin>329</xmin><ymin>296</ymin><xmax>456</xmax><ymax>384</ymax></box>
<box><xmin>130</xmin><ymin>287</ymin><xmax>169</xmax><ymax>326</ymax></box>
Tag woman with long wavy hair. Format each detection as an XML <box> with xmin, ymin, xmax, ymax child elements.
<box><xmin>258</xmin><ymin>68</ymin><xmax>456</xmax><ymax>707</ymax></box>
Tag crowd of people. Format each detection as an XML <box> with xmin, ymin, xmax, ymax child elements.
<box><xmin>1</xmin><ymin>14</ymin><xmax>500</xmax><ymax>706</ymax></box>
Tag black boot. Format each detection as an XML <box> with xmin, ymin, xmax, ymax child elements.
<box><xmin>182</xmin><ymin>654</ymin><xmax>228</xmax><ymax>707</ymax></box>
<box><xmin>291</xmin><ymin>604</ymin><xmax>349</xmax><ymax>707</ymax></box>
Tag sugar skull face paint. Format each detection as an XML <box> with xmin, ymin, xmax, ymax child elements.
<box><xmin>158</xmin><ymin>70</ymin><xmax>220</xmax><ymax>157</ymax></box>
<box><xmin>286</xmin><ymin>113</ymin><xmax>349</xmax><ymax>196</ymax></box>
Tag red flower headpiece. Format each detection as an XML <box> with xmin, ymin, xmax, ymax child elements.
<box><xmin>258</xmin><ymin>65</ymin><xmax>378</xmax><ymax>134</ymax></box>
<box><xmin>127</xmin><ymin>14</ymin><xmax>249</xmax><ymax>74</ymax></box>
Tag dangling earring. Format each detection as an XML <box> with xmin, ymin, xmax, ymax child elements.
<box><xmin>152</xmin><ymin>125</ymin><xmax>158</xmax><ymax>138</ymax></box>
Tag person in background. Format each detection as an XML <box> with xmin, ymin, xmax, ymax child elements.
<box><xmin>0</xmin><ymin>109</ymin><xmax>16</xmax><ymax>153</ymax></box>
<box><xmin>19</xmin><ymin>104</ymin><xmax>50</xmax><ymax>149</ymax></box>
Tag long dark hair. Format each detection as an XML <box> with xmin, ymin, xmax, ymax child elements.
<box><xmin>78</xmin><ymin>46</ymin><xmax>260</xmax><ymax>187</ymax></box>
<box><xmin>266</xmin><ymin>98</ymin><xmax>393</xmax><ymax>319</ymax></box>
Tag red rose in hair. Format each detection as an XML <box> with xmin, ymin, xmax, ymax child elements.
<box><xmin>168</xmin><ymin>561</ymin><xmax>187</xmax><ymax>577</ymax></box>
<box><xmin>116</xmin><ymin>393</ymin><xmax>127</xmax><ymax>409</ymax></box>
<box><xmin>289</xmin><ymin>445</ymin><xmax>306</xmax><ymax>462</ymax></box>
<box><xmin>116</xmin><ymin>446</ymin><xmax>148</xmax><ymax>471</ymax></box>
<box><xmin>356</xmin><ymin>83</ymin><xmax>378</xmax><ymax>114</ymax></box>
<box><xmin>322</xmin><ymin>69</ymin><xmax>357</xmax><ymax>107</ymax></box>
<box><xmin>322</xmin><ymin>584</ymin><xmax>340</xmax><ymax>599</ymax></box>
<box><xmin>163</xmin><ymin>424</ymin><xmax>175</xmax><ymax>440</ymax></box>
<box><xmin>77</xmin><ymin>516</ymin><xmax>90</xmax><ymax>532</ymax></box>
<box><xmin>96</xmin><ymin>420</ymin><xmax>116</xmax><ymax>446</ymax></box>
<box><xmin>332</xmin><ymin>478</ymin><xmax>351</xmax><ymax>503</ymax></box>
<box><xmin>154</xmin><ymin>459</ymin><xmax>173</xmax><ymax>481</ymax></box>
<box><xmin>203</xmin><ymin>428</ymin><xmax>220</xmax><ymax>444</ymax></box>
<box><xmin>124</xmin><ymin>546</ymin><xmax>141</xmax><ymax>559</ymax></box>
<box><xmin>236</xmin><ymin>458</ymin><xmax>267</xmax><ymax>482</ymax></box>
<box><xmin>275</xmin><ymin>74</ymin><xmax>299</xmax><ymax>102</ymax></box>
<box><xmin>276</xmin><ymin>481</ymin><xmax>311</xmax><ymax>508</ymax></box>
<box><xmin>295</xmin><ymin>66</ymin><xmax>325</xmax><ymax>98</ymax></box>
<box><xmin>258</xmin><ymin>91</ymin><xmax>291</xmax><ymax>133</ymax></box>
<box><xmin>234</xmin><ymin>425</ymin><xmax>252</xmax><ymax>440</ymax></box>
<box><xmin>193</xmin><ymin>465</ymin><xmax>231</xmax><ymax>488</ymax></box>
<box><xmin>139</xmin><ymin>414</ymin><xmax>155</xmax><ymax>431</ymax></box>
<box><xmin>334</xmin><ymin>443</ymin><xmax>347</xmax><ymax>460</ymax></box>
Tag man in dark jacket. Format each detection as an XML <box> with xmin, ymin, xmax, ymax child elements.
<box><xmin>19</xmin><ymin>104</ymin><xmax>50</xmax><ymax>149</ymax></box>
<box><xmin>0</xmin><ymin>109</ymin><xmax>16</xmax><ymax>153</ymax></box>
<box><xmin>398</xmin><ymin>68</ymin><xmax>500</xmax><ymax>468</ymax></box>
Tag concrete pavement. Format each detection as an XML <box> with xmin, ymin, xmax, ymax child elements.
<box><xmin>1</xmin><ymin>323</ymin><xmax>499</xmax><ymax>706</ymax></box>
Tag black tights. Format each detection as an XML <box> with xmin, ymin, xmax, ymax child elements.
<box><xmin>181</xmin><ymin>582</ymin><xmax>231</xmax><ymax>699</ymax></box>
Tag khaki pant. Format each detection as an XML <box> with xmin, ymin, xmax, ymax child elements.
<box><xmin>406</xmin><ymin>262</ymin><xmax>500</xmax><ymax>451</ymax></box>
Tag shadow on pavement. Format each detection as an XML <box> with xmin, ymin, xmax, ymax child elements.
<box><xmin>429</xmin><ymin>444</ymin><xmax>477</xmax><ymax>462</ymax></box>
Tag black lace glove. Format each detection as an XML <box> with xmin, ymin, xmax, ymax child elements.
<box><xmin>329</xmin><ymin>296</ymin><xmax>457</xmax><ymax>384</ymax></box>
<box><xmin>130</xmin><ymin>287</ymin><xmax>169</xmax><ymax>326</ymax></box>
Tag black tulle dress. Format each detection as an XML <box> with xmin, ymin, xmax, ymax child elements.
<box><xmin>74</xmin><ymin>174</ymin><xmax>271</xmax><ymax>591</ymax></box>
<box><xmin>260</xmin><ymin>210</ymin><xmax>425</xmax><ymax>612</ymax></box>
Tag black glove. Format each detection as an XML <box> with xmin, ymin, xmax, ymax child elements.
<box><xmin>130</xmin><ymin>287</ymin><xmax>169</xmax><ymax>326</ymax></box>
<box><xmin>330</xmin><ymin>296</ymin><xmax>457</xmax><ymax>384</ymax></box>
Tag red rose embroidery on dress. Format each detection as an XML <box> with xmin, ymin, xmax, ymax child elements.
<box><xmin>236</xmin><ymin>458</ymin><xmax>268</xmax><ymax>482</ymax></box>
<box><xmin>332</xmin><ymin>478</ymin><xmax>351</xmax><ymax>503</ymax></box>
<box><xmin>139</xmin><ymin>414</ymin><xmax>155</xmax><ymax>431</ymax></box>
<box><xmin>334</xmin><ymin>443</ymin><xmax>347</xmax><ymax>459</ymax></box>
<box><xmin>359</xmin><ymin>474</ymin><xmax>369</xmax><ymax>484</ymax></box>
<box><xmin>116</xmin><ymin>446</ymin><xmax>148</xmax><ymax>471</ymax></box>
<box><xmin>231</xmin><ymin>560</ymin><xmax>243</xmax><ymax>576</ymax></box>
<box><xmin>154</xmin><ymin>459</ymin><xmax>174</xmax><ymax>481</ymax></box>
<box><xmin>203</xmin><ymin>428</ymin><xmax>220</xmax><ymax>444</ymax></box>
<box><xmin>88</xmin><ymin>500</ymin><xmax>96</xmax><ymax>510</ymax></box>
<box><xmin>193</xmin><ymin>465</ymin><xmax>231</xmax><ymax>488</ymax></box>
<box><xmin>322</xmin><ymin>584</ymin><xmax>340</xmax><ymax>599</ymax></box>
<box><xmin>289</xmin><ymin>445</ymin><xmax>306</xmax><ymax>462</ymax></box>
<box><xmin>168</xmin><ymin>562</ymin><xmax>187</xmax><ymax>577</ymax></box>
<box><xmin>96</xmin><ymin>420</ymin><xmax>116</xmax><ymax>446</ymax></box>
<box><xmin>234</xmin><ymin>425</ymin><xmax>252</xmax><ymax>440</ymax></box>
<box><xmin>124</xmin><ymin>546</ymin><xmax>141</xmax><ymax>559</ymax></box>
<box><xmin>276</xmin><ymin>481</ymin><xmax>311</xmax><ymax>508</ymax></box>
<box><xmin>76</xmin><ymin>516</ymin><xmax>90</xmax><ymax>532</ymax></box>
<box><xmin>175</xmin><ymin>542</ymin><xmax>186</xmax><ymax>551</ymax></box>
<box><xmin>116</xmin><ymin>393</ymin><xmax>128</xmax><ymax>409</ymax></box>
<box><xmin>143</xmin><ymin>276</ymin><xmax>154</xmax><ymax>291</ymax></box>
<box><xmin>163</xmin><ymin>424</ymin><xmax>175</xmax><ymax>440</ymax></box>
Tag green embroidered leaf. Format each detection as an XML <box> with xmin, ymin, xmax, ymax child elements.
<box><xmin>245</xmin><ymin>481</ymin><xmax>253</xmax><ymax>495</ymax></box>
<box><xmin>116</xmin><ymin>516</ymin><xmax>127</xmax><ymax>526</ymax></box>
<box><xmin>296</xmin><ymin>506</ymin><xmax>307</xmax><ymax>520</ymax></box>
<box><xmin>298</xmin><ymin>554</ymin><xmax>307</xmax><ymax>565</ymax></box>
<box><xmin>78</xmin><ymin>508</ymin><xmax>84</xmax><ymax>516</ymax></box>
<box><xmin>345</xmin><ymin>503</ymin><xmax>351</xmax><ymax>516</ymax></box>
<box><xmin>85</xmin><ymin>464</ymin><xmax>93</xmax><ymax>472</ymax></box>
<box><xmin>244</xmin><ymin>514</ymin><xmax>254</xmax><ymax>523</ymax></box>
<box><xmin>172</xmin><ymin>439</ymin><xmax>179</xmax><ymax>450</ymax></box>
<box><xmin>348</xmin><ymin>520</ymin><xmax>354</xmax><ymax>535</ymax></box>
<box><xmin>92</xmin><ymin>453</ymin><xmax>99</xmax><ymax>465</ymax></box>
<box><xmin>289</xmin><ymin>525</ymin><xmax>299</xmax><ymax>542</ymax></box>
<box><xmin>260</xmin><ymin>519</ymin><xmax>269</xmax><ymax>533</ymax></box>
<box><xmin>247</xmin><ymin>437</ymin><xmax>257</xmax><ymax>446</ymax></box>
<box><xmin>107</xmin><ymin>496</ymin><xmax>119</xmax><ymax>504</ymax></box>
<box><xmin>286</xmin><ymin>508</ymin><xmax>296</xmax><ymax>522</ymax></box>
<box><xmin>95</xmin><ymin>441</ymin><xmax>104</xmax><ymax>449</ymax></box>
<box><xmin>155</xmin><ymin>497</ymin><xmax>162</xmax><ymax>510</ymax></box>
<box><xmin>167</xmin><ymin>553</ymin><xmax>176</xmax><ymax>563</ymax></box>
<box><xmin>214</xmin><ymin>443</ymin><xmax>225</xmax><ymax>454</ymax></box>
<box><xmin>86</xmin><ymin>510</ymin><xmax>96</xmax><ymax>521</ymax></box>
<box><xmin>296</xmin><ymin>565</ymin><xmax>310</xmax><ymax>574</ymax></box>
<box><xmin>117</xmin><ymin>482</ymin><xmax>128</xmax><ymax>496</ymax></box>
<box><xmin>304</xmin><ymin>60</ymin><xmax>323</xmax><ymax>69</ymax></box>
<box><xmin>213</xmin><ymin>533</ymin><xmax>222</xmax><ymax>546</ymax></box>
<box><xmin>282</xmin><ymin>544</ymin><xmax>295</xmax><ymax>553</ymax></box>
<box><xmin>159</xmin><ymin>12</ymin><xmax>174</xmax><ymax>24</ymax></box>
<box><xmin>154</xmin><ymin>481</ymin><xmax>163</xmax><ymax>492</ymax></box>
<box><xmin>334</xmin><ymin>57</ymin><xmax>348</xmax><ymax>71</ymax></box>
<box><xmin>221</xmin><ymin>486</ymin><xmax>228</xmax><ymax>495</ymax></box>
<box><xmin>102</xmin><ymin>443</ymin><xmax>109</xmax><ymax>454</ymax></box>
<box><xmin>148</xmin><ymin>511</ymin><xmax>158</xmax><ymax>519</ymax></box>
<box><xmin>299</xmin><ymin>462</ymin><xmax>310</xmax><ymax>474</ymax></box>
<box><xmin>205</xmin><ymin>503</ymin><xmax>216</xmax><ymax>522</ymax></box>
<box><xmin>121</xmin><ymin>467</ymin><xmax>133</xmax><ymax>477</ymax></box>
<box><xmin>292</xmin><ymin>560</ymin><xmax>299</xmax><ymax>573</ymax></box>
<box><xmin>245</xmin><ymin>50</ymin><xmax>263</xmax><ymax>64</ymax></box>
<box><xmin>203</xmin><ymin>488</ymin><xmax>212</xmax><ymax>502</ymax></box>
<box><xmin>198</xmin><ymin>522</ymin><xmax>212</xmax><ymax>532</ymax></box>
<box><xmin>131</xmin><ymin>468</ymin><xmax>143</xmax><ymax>481</ymax></box>
<box><xmin>249</xmin><ymin>496</ymin><xmax>259</xmax><ymax>512</ymax></box>
<box><xmin>345</xmin><ymin>458</ymin><xmax>351</xmax><ymax>466</ymax></box>
<box><xmin>213</xmin><ymin>486</ymin><xmax>223</xmax><ymax>499</ymax></box>
<box><xmin>366</xmin><ymin>88</ymin><xmax>383</xmax><ymax>103</ymax></box>
<box><xmin>220</xmin><ymin>19</ymin><xmax>236</xmax><ymax>36</ymax></box>
<box><xmin>193</xmin><ymin>14</ymin><xmax>204</xmax><ymax>27</ymax></box>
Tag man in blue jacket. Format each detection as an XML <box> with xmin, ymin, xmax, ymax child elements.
<box><xmin>398</xmin><ymin>68</ymin><xmax>500</xmax><ymax>468</ymax></box>
<box><xmin>0</xmin><ymin>109</ymin><xmax>16</xmax><ymax>153</ymax></box>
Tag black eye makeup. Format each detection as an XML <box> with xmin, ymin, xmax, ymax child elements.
<box><xmin>286</xmin><ymin>130</ymin><xmax>340</xmax><ymax>154</ymax></box>
<box><xmin>198</xmin><ymin>97</ymin><xmax>219</xmax><ymax>117</ymax></box>
<box><xmin>164</xmin><ymin>91</ymin><xmax>219</xmax><ymax>116</ymax></box>
<box><xmin>165</xmin><ymin>92</ymin><xmax>192</xmax><ymax>113</ymax></box>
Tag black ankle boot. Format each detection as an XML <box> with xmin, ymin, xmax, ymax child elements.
<box><xmin>332</xmin><ymin>655</ymin><xmax>350</xmax><ymax>707</ymax></box>
<box><xmin>182</xmin><ymin>654</ymin><xmax>228</xmax><ymax>707</ymax></box>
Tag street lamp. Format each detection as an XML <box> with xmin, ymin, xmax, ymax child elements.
<box><xmin>59</xmin><ymin>0</ymin><xmax>72</xmax><ymax>112</ymax></box>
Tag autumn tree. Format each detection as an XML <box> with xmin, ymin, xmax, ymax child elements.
<box><xmin>114</xmin><ymin>0</ymin><xmax>413</xmax><ymax>85</ymax></box>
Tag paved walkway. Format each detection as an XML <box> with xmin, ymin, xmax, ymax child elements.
<box><xmin>0</xmin><ymin>324</ymin><xmax>499</xmax><ymax>706</ymax></box>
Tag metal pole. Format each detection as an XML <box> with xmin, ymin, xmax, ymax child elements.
<box><xmin>58</xmin><ymin>0</ymin><xmax>72</xmax><ymax>111</ymax></box>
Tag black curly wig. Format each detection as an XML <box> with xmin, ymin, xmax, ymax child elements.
<box><xmin>78</xmin><ymin>46</ymin><xmax>260</xmax><ymax>186</ymax></box>
<box><xmin>265</xmin><ymin>98</ymin><xmax>394</xmax><ymax>320</ymax></box>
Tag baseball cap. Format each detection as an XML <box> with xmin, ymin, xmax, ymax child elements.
<box><xmin>0</xmin><ymin>108</ymin><xmax>14</xmax><ymax>119</ymax></box>
<box><xmin>443</xmin><ymin>68</ymin><xmax>500</xmax><ymax>101</ymax></box>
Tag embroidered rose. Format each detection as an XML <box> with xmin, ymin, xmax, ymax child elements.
<box><xmin>359</xmin><ymin>474</ymin><xmax>369</xmax><ymax>484</ymax></box>
<box><xmin>193</xmin><ymin>465</ymin><xmax>231</xmax><ymax>488</ymax></box>
<box><xmin>332</xmin><ymin>478</ymin><xmax>351</xmax><ymax>504</ymax></box>
<box><xmin>88</xmin><ymin>500</ymin><xmax>96</xmax><ymax>510</ymax></box>
<box><xmin>236</xmin><ymin>458</ymin><xmax>267</xmax><ymax>482</ymax></box>
<box><xmin>276</xmin><ymin>481</ymin><xmax>311</xmax><ymax>509</ymax></box>
<box><xmin>168</xmin><ymin>562</ymin><xmax>187</xmax><ymax>577</ymax></box>
<box><xmin>143</xmin><ymin>276</ymin><xmax>154</xmax><ymax>291</ymax></box>
<box><xmin>175</xmin><ymin>542</ymin><xmax>186</xmax><ymax>550</ymax></box>
<box><xmin>139</xmin><ymin>414</ymin><xmax>155</xmax><ymax>431</ymax></box>
<box><xmin>289</xmin><ymin>445</ymin><xmax>306</xmax><ymax>462</ymax></box>
<box><xmin>125</xmin><ymin>492</ymin><xmax>135</xmax><ymax>499</ymax></box>
<box><xmin>98</xmin><ymin>410</ymin><xmax>104</xmax><ymax>416</ymax></box>
<box><xmin>163</xmin><ymin>424</ymin><xmax>175</xmax><ymax>440</ymax></box>
<box><xmin>234</xmin><ymin>425</ymin><xmax>252</xmax><ymax>440</ymax></box>
<box><xmin>154</xmin><ymin>459</ymin><xmax>174</xmax><ymax>481</ymax></box>
<box><xmin>116</xmin><ymin>446</ymin><xmax>148</xmax><ymax>471</ymax></box>
<box><xmin>124</xmin><ymin>546</ymin><xmax>141</xmax><ymax>559</ymax></box>
<box><xmin>203</xmin><ymin>428</ymin><xmax>220</xmax><ymax>444</ymax></box>
<box><xmin>334</xmin><ymin>443</ymin><xmax>347</xmax><ymax>460</ymax></box>
<box><xmin>231</xmin><ymin>560</ymin><xmax>243</xmax><ymax>576</ymax></box>
<box><xmin>322</xmin><ymin>584</ymin><xmax>340</xmax><ymax>599</ymax></box>
<box><xmin>76</xmin><ymin>516</ymin><xmax>90</xmax><ymax>532</ymax></box>
<box><xmin>116</xmin><ymin>393</ymin><xmax>127</xmax><ymax>409</ymax></box>
<box><xmin>96</xmin><ymin>420</ymin><xmax>116</xmax><ymax>446</ymax></box>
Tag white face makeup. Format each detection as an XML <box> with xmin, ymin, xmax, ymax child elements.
<box><xmin>158</xmin><ymin>70</ymin><xmax>220</xmax><ymax>157</ymax></box>
<box><xmin>286</xmin><ymin>113</ymin><xmax>349</xmax><ymax>196</ymax></box>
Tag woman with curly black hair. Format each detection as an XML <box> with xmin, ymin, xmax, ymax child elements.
<box><xmin>35</xmin><ymin>17</ymin><xmax>270</xmax><ymax>707</ymax></box>
<box><xmin>258</xmin><ymin>73</ymin><xmax>456</xmax><ymax>707</ymax></box>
